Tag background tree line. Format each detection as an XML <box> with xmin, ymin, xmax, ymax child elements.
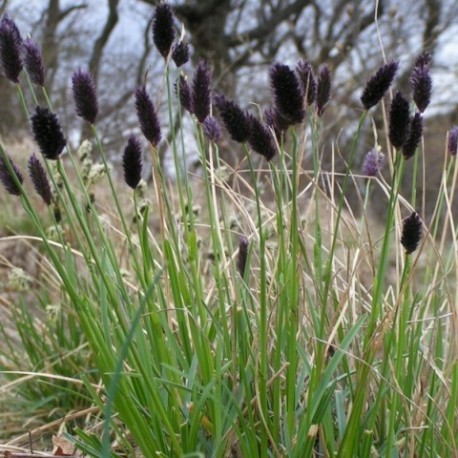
<box><xmin>0</xmin><ymin>0</ymin><xmax>457</xmax><ymax>216</ymax></box>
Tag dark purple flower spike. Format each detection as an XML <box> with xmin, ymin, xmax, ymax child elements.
<box><xmin>31</xmin><ymin>106</ymin><xmax>67</xmax><ymax>160</ymax></box>
<box><xmin>361</xmin><ymin>61</ymin><xmax>399</xmax><ymax>110</ymax></box>
<box><xmin>316</xmin><ymin>65</ymin><xmax>331</xmax><ymax>117</ymax></box>
<box><xmin>135</xmin><ymin>85</ymin><xmax>161</xmax><ymax>147</ymax></box>
<box><xmin>414</xmin><ymin>52</ymin><xmax>432</xmax><ymax>69</ymax></box>
<box><xmin>152</xmin><ymin>2</ymin><xmax>175</xmax><ymax>59</ymax></box>
<box><xmin>191</xmin><ymin>60</ymin><xmax>212</xmax><ymax>123</ymax></box>
<box><xmin>0</xmin><ymin>154</ymin><xmax>23</xmax><ymax>196</ymax></box>
<box><xmin>72</xmin><ymin>69</ymin><xmax>98</xmax><ymax>124</ymax></box>
<box><xmin>264</xmin><ymin>105</ymin><xmax>289</xmax><ymax>138</ymax></box>
<box><xmin>28</xmin><ymin>153</ymin><xmax>52</xmax><ymax>205</ymax></box>
<box><xmin>401</xmin><ymin>211</ymin><xmax>422</xmax><ymax>254</ymax></box>
<box><xmin>123</xmin><ymin>135</ymin><xmax>143</xmax><ymax>189</ymax></box>
<box><xmin>269</xmin><ymin>63</ymin><xmax>305</xmax><ymax>125</ymax></box>
<box><xmin>296</xmin><ymin>60</ymin><xmax>316</xmax><ymax>106</ymax></box>
<box><xmin>247</xmin><ymin>114</ymin><xmax>276</xmax><ymax>161</ymax></box>
<box><xmin>362</xmin><ymin>148</ymin><xmax>384</xmax><ymax>176</ymax></box>
<box><xmin>410</xmin><ymin>52</ymin><xmax>432</xmax><ymax>113</ymax></box>
<box><xmin>176</xmin><ymin>74</ymin><xmax>193</xmax><ymax>113</ymax></box>
<box><xmin>0</xmin><ymin>15</ymin><xmax>23</xmax><ymax>83</ymax></box>
<box><xmin>23</xmin><ymin>38</ymin><xmax>45</xmax><ymax>86</ymax></box>
<box><xmin>402</xmin><ymin>113</ymin><xmax>423</xmax><ymax>160</ymax></box>
<box><xmin>448</xmin><ymin>126</ymin><xmax>458</xmax><ymax>156</ymax></box>
<box><xmin>214</xmin><ymin>94</ymin><xmax>251</xmax><ymax>143</ymax></box>
<box><xmin>203</xmin><ymin>116</ymin><xmax>221</xmax><ymax>143</ymax></box>
<box><xmin>172</xmin><ymin>41</ymin><xmax>189</xmax><ymax>67</ymax></box>
<box><xmin>389</xmin><ymin>92</ymin><xmax>410</xmax><ymax>149</ymax></box>
<box><xmin>237</xmin><ymin>235</ymin><xmax>249</xmax><ymax>277</ymax></box>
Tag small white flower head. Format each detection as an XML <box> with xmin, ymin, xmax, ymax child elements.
<box><xmin>87</xmin><ymin>163</ymin><xmax>106</xmax><ymax>185</ymax></box>
<box><xmin>98</xmin><ymin>213</ymin><xmax>111</xmax><ymax>232</ymax></box>
<box><xmin>8</xmin><ymin>267</ymin><xmax>34</xmax><ymax>291</ymax></box>
<box><xmin>77</xmin><ymin>139</ymin><xmax>93</xmax><ymax>162</ymax></box>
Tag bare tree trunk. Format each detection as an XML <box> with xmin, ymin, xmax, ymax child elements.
<box><xmin>42</xmin><ymin>0</ymin><xmax>60</xmax><ymax>89</ymax></box>
<box><xmin>88</xmin><ymin>0</ymin><xmax>119</xmax><ymax>85</ymax></box>
<box><xmin>80</xmin><ymin>0</ymin><xmax>119</xmax><ymax>145</ymax></box>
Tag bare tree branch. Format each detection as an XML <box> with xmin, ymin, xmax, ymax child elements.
<box><xmin>88</xmin><ymin>0</ymin><xmax>120</xmax><ymax>84</ymax></box>
<box><xmin>58</xmin><ymin>3</ymin><xmax>88</xmax><ymax>21</ymax></box>
<box><xmin>136</xmin><ymin>16</ymin><xmax>153</xmax><ymax>85</ymax></box>
<box><xmin>225</xmin><ymin>0</ymin><xmax>311</xmax><ymax>47</ymax></box>
<box><xmin>423</xmin><ymin>0</ymin><xmax>441</xmax><ymax>53</ymax></box>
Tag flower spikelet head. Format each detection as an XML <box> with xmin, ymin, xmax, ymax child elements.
<box><xmin>214</xmin><ymin>94</ymin><xmax>251</xmax><ymax>143</ymax></box>
<box><xmin>401</xmin><ymin>211</ymin><xmax>422</xmax><ymax>254</ymax></box>
<box><xmin>362</xmin><ymin>147</ymin><xmax>384</xmax><ymax>176</ymax></box>
<box><xmin>172</xmin><ymin>40</ymin><xmax>189</xmax><ymax>67</ymax></box>
<box><xmin>448</xmin><ymin>126</ymin><xmax>458</xmax><ymax>156</ymax></box>
<box><xmin>269</xmin><ymin>63</ymin><xmax>305</xmax><ymax>125</ymax></box>
<box><xmin>203</xmin><ymin>116</ymin><xmax>221</xmax><ymax>143</ymax></box>
<box><xmin>191</xmin><ymin>60</ymin><xmax>212</xmax><ymax>123</ymax></box>
<box><xmin>247</xmin><ymin>113</ymin><xmax>276</xmax><ymax>161</ymax></box>
<box><xmin>0</xmin><ymin>14</ymin><xmax>23</xmax><ymax>83</ymax></box>
<box><xmin>72</xmin><ymin>69</ymin><xmax>98</xmax><ymax>124</ymax></box>
<box><xmin>361</xmin><ymin>60</ymin><xmax>399</xmax><ymax>110</ymax></box>
<box><xmin>0</xmin><ymin>154</ymin><xmax>23</xmax><ymax>196</ymax></box>
<box><xmin>30</xmin><ymin>106</ymin><xmax>66</xmax><ymax>160</ymax></box>
<box><xmin>296</xmin><ymin>60</ymin><xmax>316</xmax><ymax>105</ymax></box>
<box><xmin>23</xmin><ymin>38</ymin><xmax>45</xmax><ymax>86</ymax></box>
<box><xmin>316</xmin><ymin>65</ymin><xmax>331</xmax><ymax>117</ymax></box>
<box><xmin>28</xmin><ymin>153</ymin><xmax>52</xmax><ymax>205</ymax></box>
<box><xmin>135</xmin><ymin>85</ymin><xmax>161</xmax><ymax>147</ymax></box>
<box><xmin>410</xmin><ymin>53</ymin><xmax>432</xmax><ymax>113</ymax></box>
<box><xmin>389</xmin><ymin>91</ymin><xmax>410</xmax><ymax>149</ymax></box>
<box><xmin>123</xmin><ymin>135</ymin><xmax>143</xmax><ymax>189</ymax></box>
<box><xmin>402</xmin><ymin>113</ymin><xmax>423</xmax><ymax>160</ymax></box>
<box><xmin>152</xmin><ymin>2</ymin><xmax>175</xmax><ymax>59</ymax></box>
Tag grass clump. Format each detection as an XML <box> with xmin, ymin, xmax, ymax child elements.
<box><xmin>1</xmin><ymin>5</ymin><xmax>458</xmax><ymax>457</ymax></box>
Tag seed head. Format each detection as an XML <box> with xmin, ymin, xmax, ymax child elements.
<box><xmin>203</xmin><ymin>116</ymin><xmax>221</xmax><ymax>143</ymax></box>
<box><xmin>191</xmin><ymin>60</ymin><xmax>212</xmax><ymax>123</ymax></box>
<box><xmin>401</xmin><ymin>211</ymin><xmax>422</xmax><ymax>254</ymax></box>
<box><xmin>402</xmin><ymin>113</ymin><xmax>423</xmax><ymax>160</ymax></box>
<box><xmin>247</xmin><ymin>114</ymin><xmax>276</xmax><ymax>161</ymax></box>
<box><xmin>389</xmin><ymin>91</ymin><xmax>410</xmax><ymax>149</ymax></box>
<box><xmin>0</xmin><ymin>14</ymin><xmax>23</xmax><ymax>83</ymax></box>
<box><xmin>22</xmin><ymin>38</ymin><xmax>45</xmax><ymax>86</ymax></box>
<box><xmin>214</xmin><ymin>94</ymin><xmax>251</xmax><ymax>143</ymax></box>
<box><xmin>72</xmin><ymin>69</ymin><xmax>98</xmax><ymax>124</ymax></box>
<box><xmin>28</xmin><ymin>153</ymin><xmax>52</xmax><ymax>205</ymax></box>
<box><xmin>362</xmin><ymin>148</ymin><xmax>384</xmax><ymax>177</ymax></box>
<box><xmin>122</xmin><ymin>135</ymin><xmax>143</xmax><ymax>189</ymax></box>
<box><xmin>30</xmin><ymin>106</ymin><xmax>66</xmax><ymax>160</ymax></box>
<box><xmin>172</xmin><ymin>40</ymin><xmax>190</xmax><ymax>67</ymax></box>
<box><xmin>152</xmin><ymin>2</ymin><xmax>175</xmax><ymax>59</ymax></box>
<box><xmin>448</xmin><ymin>126</ymin><xmax>458</xmax><ymax>156</ymax></box>
<box><xmin>135</xmin><ymin>85</ymin><xmax>161</xmax><ymax>147</ymax></box>
<box><xmin>269</xmin><ymin>63</ymin><xmax>305</xmax><ymax>125</ymax></box>
<box><xmin>296</xmin><ymin>60</ymin><xmax>316</xmax><ymax>105</ymax></box>
<box><xmin>0</xmin><ymin>154</ymin><xmax>23</xmax><ymax>196</ymax></box>
<box><xmin>316</xmin><ymin>65</ymin><xmax>331</xmax><ymax>117</ymax></box>
<box><xmin>361</xmin><ymin>61</ymin><xmax>399</xmax><ymax>110</ymax></box>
